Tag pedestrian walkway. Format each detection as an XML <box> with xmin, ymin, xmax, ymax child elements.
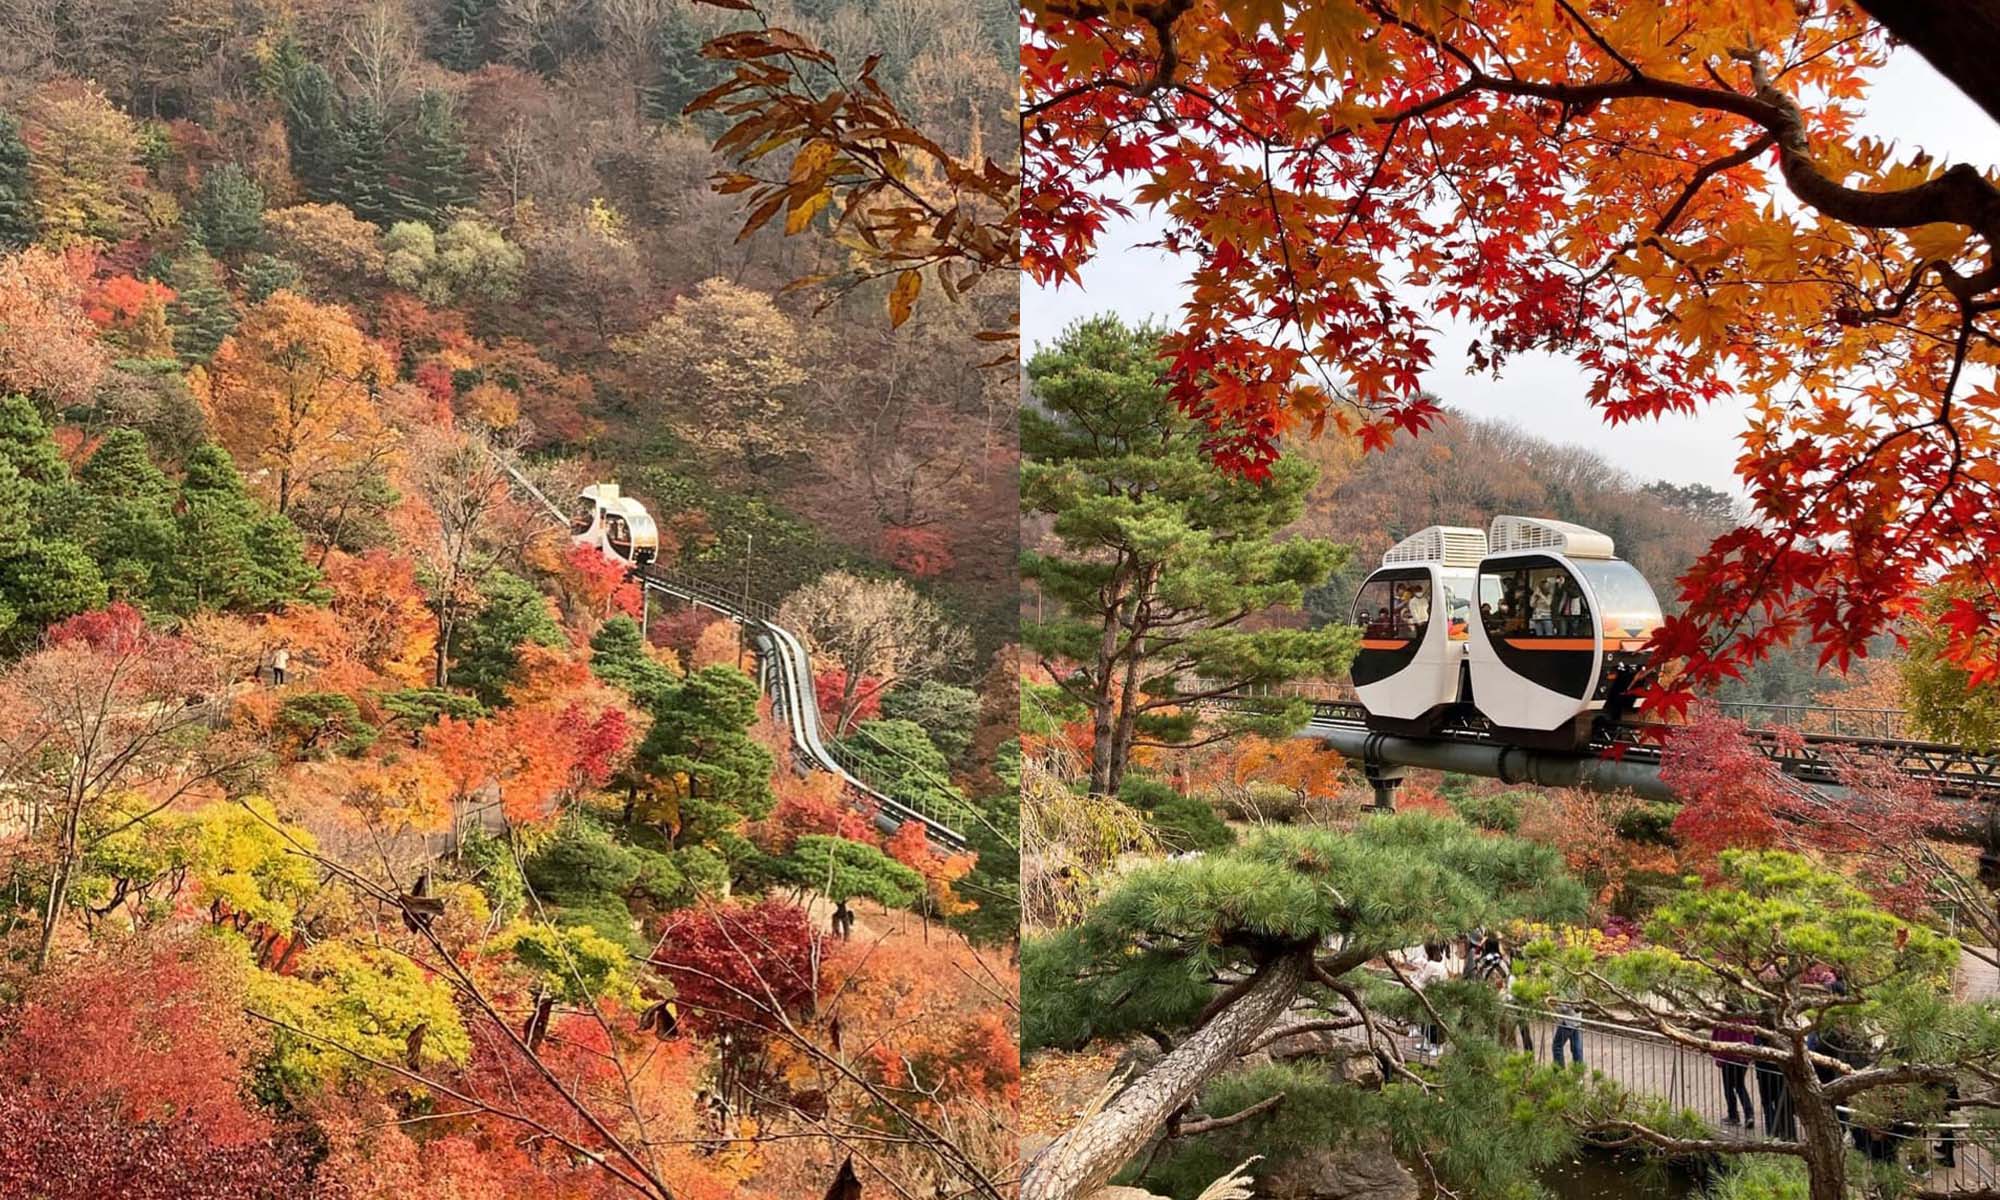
<box><xmin>1504</xmin><ymin>1007</ymin><xmax>1996</xmax><ymax>1189</ymax></box>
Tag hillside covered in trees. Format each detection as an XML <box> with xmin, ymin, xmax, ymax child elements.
<box><xmin>0</xmin><ymin>2</ymin><xmax>1019</xmax><ymax>1197</ymax></box>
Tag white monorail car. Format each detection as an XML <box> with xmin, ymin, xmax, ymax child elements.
<box><xmin>1349</xmin><ymin>525</ymin><xmax>1488</xmax><ymax>735</ymax></box>
<box><xmin>1464</xmin><ymin>516</ymin><xmax>1663</xmax><ymax>748</ymax></box>
<box><xmin>571</xmin><ymin>483</ymin><xmax>659</xmax><ymax>566</ymax></box>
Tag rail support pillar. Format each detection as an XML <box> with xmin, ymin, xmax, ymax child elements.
<box><xmin>1362</xmin><ymin>734</ymin><xmax>1406</xmax><ymax>812</ymax></box>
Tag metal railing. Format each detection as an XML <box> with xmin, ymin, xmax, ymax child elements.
<box><xmin>1504</xmin><ymin>1007</ymin><xmax>1996</xmax><ymax>1186</ymax></box>
<box><xmin>631</xmin><ymin>566</ymin><xmax>968</xmax><ymax>850</ymax></box>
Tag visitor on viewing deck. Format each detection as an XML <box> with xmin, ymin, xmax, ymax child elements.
<box><xmin>1550</xmin><ymin>1002</ymin><xmax>1583</xmax><ymax>1068</ymax></box>
<box><xmin>1711</xmin><ymin>1017</ymin><xmax>1757</xmax><ymax>1128</ymax></box>
<box><xmin>1471</xmin><ymin>935</ymin><xmax>1533</xmax><ymax>1054</ymax></box>
<box><xmin>1753</xmin><ymin>1018</ymin><xmax>1796</xmax><ymax>1140</ymax></box>
<box><xmin>1401</xmin><ymin>941</ymin><xmax>1449</xmax><ymax>1058</ymax></box>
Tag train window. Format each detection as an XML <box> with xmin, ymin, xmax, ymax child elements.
<box><xmin>1354</xmin><ymin>576</ymin><xmax>1432</xmax><ymax>641</ymax></box>
<box><xmin>1571</xmin><ymin>559</ymin><xmax>1664</xmax><ymax>639</ymax></box>
<box><xmin>1480</xmin><ymin>563</ymin><xmax>1591</xmax><ymax>639</ymax></box>
<box><xmin>570</xmin><ymin>500</ymin><xmax>596</xmax><ymax>535</ymax></box>
<box><xmin>607</xmin><ymin>516</ymin><xmax>631</xmax><ymax>549</ymax></box>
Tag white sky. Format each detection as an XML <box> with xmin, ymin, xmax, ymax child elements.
<box><xmin>1021</xmin><ymin>48</ymin><xmax>2000</xmax><ymax>495</ymax></box>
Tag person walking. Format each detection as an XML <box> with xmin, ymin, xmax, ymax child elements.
<box><xmin>1711</xmin><ymin>1017</ymin><xmax>1756</xmax><ymax>1128</ymax></box>
<box><xmin>1550</xmin><ymin>1002</ymin><xmax>1583</xmax><ymax>1068</ymax></box>
<box><xmin>270</xmin><ymin>645</ymin><xmax>290</xmax><ymax>686</ymax></box>
<box><xmin>1753</xmin><ymin>1022</ymin><xmax>1796</xmax><ymax>1140</ymax></box>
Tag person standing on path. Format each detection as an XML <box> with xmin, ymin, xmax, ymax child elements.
<box><xmin>271</xmin><ymin>646</ymin><xmax>290</xmax><ymax>686</ymax></box>
<box><xmin>1711</xmin><ymin>1017</ymin><xmax>1756</xmax><ymax>1127</ymax></box>
<box><xmin>1550</xmin><ymin>1003</ymin><xmax>1583</xmax><ymax>1068</ymax></box>
<box><xmin>1402</xmin><ymin>941</ymin><xmax>1450</xmax><ymax>1057</ymax></box>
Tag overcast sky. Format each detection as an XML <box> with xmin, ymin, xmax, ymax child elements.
<box><xmin>1021</xmin><ymin>48</ymin><xmax>2000</xmax><ymax>495</ymax></box>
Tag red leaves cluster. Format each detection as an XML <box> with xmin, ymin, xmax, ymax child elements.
<box><xmin>814</xmin><ymin>667</ymin><xmax>882</xmax><ymax>728</ymax></box>
<box><xmin>649</xmin><ymin>898</ymin><xmax>821</xmax><ymax>1040</ymax></box>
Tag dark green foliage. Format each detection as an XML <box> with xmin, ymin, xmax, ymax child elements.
<box><xmin>784</xmin><ymin>834</ymin><xmax>923</xmax><ymax>907</ymax></box>
<box><xmin>879</xmin><ymin>680</ymin><xmax>979</xmax><ymax>766</ymax></box>
<box><xmin>630</xmin><ymin>847</ymin><xmax>687</xmax><ymax>908</ymax></box>
<box><xmin>236</xmin><ymin>254</ymin><xmax>302</xmax><ymax>303</ymax></box>
<box><xmin>277</xmin><ymin>57</ymin><xmax>347</xmax><ymax>202</ymax></box>
<box><xmin>76</xmin><ymin>428</ymin><xmax>178</xmax><ymax>602</ymax></box>
<box><xmin>523</xmin><ymin>821</ymin><xmax>640</xmax><ymax>909</ymax></box>
<box><xmin>643</xmin><ymin>17</ymin><xmax>728</xmax><ymax>128</ymax></box>
<box><xmin>590</xmin><ymin>614</ymin><xmax>676</xmax><ymax>704</ymax></box>
<box><xmin>1022</xmin><ymin>316</ymin><xmax>1358</xmax><ymax>791</ymax></box>
<box><xmin>834</xmin><ymin>718</ymin><xmax>974</xmax><ymax>827</ymax></box>
<box><xmin>192</xmin><ymin>163</ymin><xmax>265</xmax><ymax>255</ymax></box>
<box><xmin>457</xmin><ymin>828</ymin><xmax>525</xmax><ymax>922</ymax></box>
<box><xmin>1023</xmin><ymin>813</ymin><xmax>1587</xmax><ymax>1052</ymax></box>
<box><xmin>392</xmin><ymin>91</ymin><xmax>473</xmax><ymax>227</ymax></box>
<box><xmin>522</xmin><ymin>821</ymin><xmax>646</xmax><ymax>950</ymax></box>
<box><xmin>333</xmin><ymin>99</ymin><xmax>395</xmax><ymax>225</ymax></box>
<box><xmin>673</xmin><ymin>846</ymin><xmax>727</xmax><ymax>902</ymax></box>
<box><xmin>1613</xmin><ymin>799</ymin><xmax>1679</xmax><ymax>846</ymax></box>
<box><xmin>450</xmin><ymin>569</ymin><xmax>565</xmax><ymax>705</ymax></box>
<box><xmin>169</xmin><ymin>443</ymin><xmax>318</xmax><ymax>614</ymax></box>
<box><xmin>1118</xmin><ymin>775</ymin><xmax>1234</xmax><ymax>853</ymax></box>
<box><xmin>379</xmin><ymin>687</ymin><xmax>490</xmax><ymax>733</ymax></box>
<box><xmin>950</xmin><ymin>784</ymin><xmax>1021</xmax><ymax>946</ymax></box>
<box><xmin>273</xmin><ymin>692</ymin><xmax>378</xmax><ymax>758</ymax></box>
<box><xmin>0</xmin><ymin>110</ymin><xmax>34</xmax><ymax>248</ymax></box>
<box><xmin>156</xmin><ymin>250</ymin><xmax>238</xmax><ymax>364</ymax></box>
<box><xmin>0</xmin><ymin>393</ymin><xmax>74</xmax><ymax>500</ymax></box>
<box><xmin>0</xmin><ymin>396</ymin><xmax>103</xmax><ymax>640</ymax></box>
<box><xmin>1448</xmin><ymin>789</ymin><xmax>1523</xmax><ymax>834</ymax></box>
<box><xmin>431</xmin><ymin>0</ymin><xmax>497</xmax><ymax>71</ymax></box>
<box><xmin>637</xmin><ymin>665</ymin><xmax>776</xmax><ymax>844</ymax></box>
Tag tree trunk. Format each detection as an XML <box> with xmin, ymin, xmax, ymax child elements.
<box><xmin>1087</xmin><ymin>605</ymin><xmax>1124</xmax><ymax>799</ymax></box>
<box><xmin>1021</xmin><ymin>952</ymin><xmax>1309</xmax><ymax>1200</ymax></box>
<box><xmin>1856</xmin><ymin>2</ymin><xmax>2000</xmax><ymax>128</ymax></box>
<box><xmin>1105</xmin><ymin>636</ymin><xmax>1145</xmax><ymax>798</ymax></box>
<box><xmin>34</xmin><ymin>793</ymin><xmax>84</xmax><ymax>972</ymax></box>
<box><xmin>1788</xmin><ymin>1060</ymin><xmax>1847</xmax><ymax>1200</ymax></box>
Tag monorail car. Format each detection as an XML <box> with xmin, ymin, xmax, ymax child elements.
<box><xmin>1349</xmin><ymin>525</ymin><xmax>1489</xmax><ymax>735</ymax></box>
<box><xmin>1464</xmin><ymin>516</ymin><xmax>1663</xmax><ymax>748</ymax></box>
<box><xmin>571</xmin><ymin>483</ymin><xmax>659</xmax><ymax>566</ymax></box>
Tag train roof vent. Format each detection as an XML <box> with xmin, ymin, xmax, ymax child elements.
<box><xmin>1488</xmin><ymin>515</ymin><xmax>1616</xmax><ymax>559</ymax></box>
<box><xmin>1382</xmin><ymin>525</ymin><xmax>1488</xmax><ymax>568</ymax></box>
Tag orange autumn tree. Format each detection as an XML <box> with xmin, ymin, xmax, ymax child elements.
<box><xmin>195</xmin><ymin>290</ymin><xmax>393</xmax><ymax>516</ymax></box>
<box><xmin>712</xmin><ymin>2</ymin><xmax>2000</xmax><ymax>699</ymax></box>
<box><xmin>1017</xmin><ymin>0</ymin><xmax>2000</xmax><ymax>703</ymax></box>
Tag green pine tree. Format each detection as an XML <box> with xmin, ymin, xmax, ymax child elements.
<box><xmin>634</xmin><ymin>665</ymin><xmax>775</xmax><ymax>868</ymax></box>
<box><xmin>392</xmin><ymin>91</ymin><xmax>474</xmax><ymax>228</ymax></box>
<box><xmin>169</xmin><ymin>443</ymin><xmax>315</xmax><ymax>613</ymax></box>
<box><xmin>449</xmin><ymin>569</ymin><xmax>565</xmax><ymax>704</ymax></box>
<box><xmin>589</xmin><ymin>614</ymin><xmax>677</xmax><ymax>706</ymax></box>
<box><xmin>1023</xmin><ymin>314</ymin><xmax>1358</xmax><ymax>796</ymax></box>
<box><xmin>643</xmin><ymin>17</ymin><xmax>728</xmax><ymax>127</ymax></box>
<box><xmin>278</xmin><ymin>58</ymin><xmax>347</xmax><ymax>203</ymax></box>
<box><xmin>333</xmin><ymin>99</ymin><xmax>395</xmax><ymax>225</ymax></box>
<box><xmin>0</xmin><ymin>393</ymin><xmax>73</xmax><ymax>502</ymax></box>
<box><xmin>0</xmin><ymin>110</ymin><xmax>35</xmax><ymax>248</ymax></box>
<box><xmin>1024</xmin><ymin>813</ymin><xmax>1589</xmax><ymax>1198</ymax></box>
<box><xmin>430</xmin><ymin>0</ymin><xmax>496</xmax><ymax>72</ymax></box>
<box><xmin>834</xmin><ymin>717</ymin><xmax>974</xmax><ymax>827</ymax></box>
<box><xmin>784</xmin><ymin>834</ymin><xmax>923</xmax><ymax>909</ymax></box>
<box><xmin>75</xmin><ymin>428</ymin><xmax>178</xmax><ymax>603</ymax></box>
<box><xmin>192</xmin><ymin>162</ymin><xmax>265</xmax><ymax>255</ymax></box>
<box><xmin>155</xmin><ymin>248</ymin><xmax>238</xmax><ymax>365</ymax></box>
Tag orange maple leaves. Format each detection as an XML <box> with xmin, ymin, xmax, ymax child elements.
<box><xmin>1024</xmin><ymin>0</ymin><xmax>2000</xmax><ymax>693</ymax></box>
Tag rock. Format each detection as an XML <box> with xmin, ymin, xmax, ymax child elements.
<box><xmin>1264</xmin><ymin>1135</ymin><xmax>1419</xmax><ymax>1200</ymax></box>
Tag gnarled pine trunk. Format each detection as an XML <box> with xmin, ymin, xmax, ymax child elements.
<box><xmin>1021</xmin><ymin>952</ymin><xmax>1309</xmax><ymax>1200</ymax></box>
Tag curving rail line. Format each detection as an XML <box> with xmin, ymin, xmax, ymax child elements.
<box><xmin>628</xmin><ymin>566</ymin><xmax>969</xmax><ymax>850</ymax></box>
<box><xmin>490</xmin><ymin>456</ymin><xmax>967</xmax><ymax>849</ymax></box>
